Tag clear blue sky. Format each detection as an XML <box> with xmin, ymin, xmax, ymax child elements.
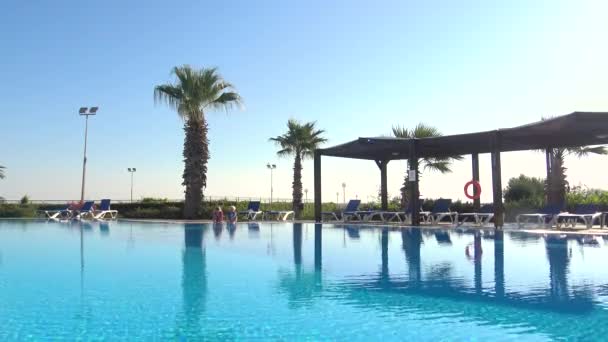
<box><xmin>1</xmin><ymin>0</ymin><xmax>607</xmax><ymax>202</ymax></box>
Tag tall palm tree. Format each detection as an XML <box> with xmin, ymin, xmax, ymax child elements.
<box><xmin>0</xmin><ymin>165</ymin><xmax>5</xmax><ymax>179</ymax></box>
<box><xmin>270</xmin><ymin>120</ymin><xmax>327</xmax><ymax>219</ymax></box>
<box><xmin>392</xmin><ymin>123</ymin><xmax>462</xmax><ymax>208</ymax></box>
<box><xmin>155</xmin><ymin>66</ymin><xmax>242</xmax><ymax>219</ymax></box>
<box><xmin>546</xmin><ymin>146</ymin><xmax>606</xmax><ymax>206</ymax></box>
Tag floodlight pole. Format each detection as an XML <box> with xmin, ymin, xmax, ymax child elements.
<box><xmin>267</xmin><ymin>163</ymin><xmax>276</xmax><ymax>206</ymax></box>
<box><xmin>79</xmin><ymin>107</ymin><xmax>98</xmax><ymax>202</ymax></box>
<box><xmin>128</xmin><ymin>168</ymin><xmax>136</xmax><ymax>202</ymax></box>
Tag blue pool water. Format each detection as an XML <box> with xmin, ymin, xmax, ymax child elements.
<box><xmin>1</xmin><ymin>220</ymin><xmax>608</xmax><ymax>340</ymax></box>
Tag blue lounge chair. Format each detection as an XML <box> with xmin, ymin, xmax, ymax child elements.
<box><xmin>556</xmin><ymin>204</ymin><xmax>602</xmax><ymax>229</ymax></box>
<box><xmin>322</xmin><ymin>200</ymin><xmax>362</xmax><ymax>221</ymax></box>
<box><xmin>38</xmin><ymin>205</ymin><xmax>72</xmax><ymax>220</ymax></box>
<box><xmin>239</xmin><ymin>201</ymin><xmax>263</xmax><ymax>220</ymax></box>
<box><xmin>424</xmin><ymin>199</ymin><xmax>458</xmax><ymax>224</ymax></box>
<box><xmin>516</xmin><ymin>204</ymin><xmax>563</xmax><ymax>227</ymax></box>
<box><xmin>458</xmin><ymin>204</ymin><xmax>494</xmax><ymax>226</ymax></box>
<box><xmin>75</xmin><ymin>201</ymin><xmax>95</xmax><ymax>220</ymax></box>
<box><xmin>91</xmin><ymin>199</ymin><xmax>118</xmax><ymax>220</ymax></box>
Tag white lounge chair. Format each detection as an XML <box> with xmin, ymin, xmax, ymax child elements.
<box><xmin>424</xmin><ymin>199</ymin><xmax>458</xmax><ymax>224</ymax></box>
<box><xmin>80</xmin><ymin>199</ymin><xmax>118</xmax><ymax>220</ymax></box>
<box><xmin>458</xmin><ymin>204</ymin><xmax>494</xmax><ymax>226</ymax></box>
<box><xmin>239</xmin><ymin>201</ymin><xmax>263</xmax><ymax>220</ymax></box>
<box><xmin>556</xmin><ymin>204</ymin><xmax>602</xmax><ymax>229</ymax></box>
<box><xmin>263</xmin><ymin>210</ymin><xmax>295</xmax><ymax>221</ymax></box>
<box><xmin>516</xmin><ymin>204</ymin><xmax>562</xmax><ymax>227</ymax></box>
<box><xmin>38</xmin><ymin>206</ymin><xmax>72</xmax><ymax>220</ymax></box>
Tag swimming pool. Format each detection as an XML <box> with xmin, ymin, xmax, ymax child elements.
<box><xmin>1</xmin><ymin>219</ymin><xmax>607</xmax><ymax>340</ymax></box>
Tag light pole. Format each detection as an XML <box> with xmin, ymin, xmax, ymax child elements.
<box><xmin>336</xmin><ymin>192</ymin><xmax>339</xmax><ymax>204</ymax></box>
<box><xmin>304</xmin><ymin>188</ymin><xmax>308</xmax><ymax>203</ymax></box>
<box><xmin>342</xmin><ymin>182</ymin><xmax>346</xmax><ymax>204</ymax></box>
<box><xmin>79</xmin><ymin>107</ymin><xmax>99</xmax><ymax>202</ymax></box>
<box><xmin>267</xmin><ymin>163</ymin><xmax>276</xmax><ymax>205</ymax></box>
<box><xmin>127</xmin><ymin>168</ymin><xmax>137</xmax><ymax>202</ymax></box>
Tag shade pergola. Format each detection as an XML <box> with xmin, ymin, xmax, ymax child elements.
<box><xmin>313</xmin><ymin>112</ymin><xmax>608</xmax><ymax>226</ymax></box>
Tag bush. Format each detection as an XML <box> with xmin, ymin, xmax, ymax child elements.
<box><xmin>0</xmin><ymin>204</ymin><xmax>37</xmax><ymax>218</ymax></box>
<box><xmin>504</xmin><ymin>175</ymin><xmax>545</xmax><ymax>205</ymax></box>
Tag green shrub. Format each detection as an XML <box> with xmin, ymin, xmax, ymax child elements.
<box><xmin>0</xmin><ymin>204</ymin><xmax>37</xmax><ymax>218</ymax></box>
<box><xmin>504</xmin><ymin>175</ymin><xmax>545</xmax><ymax>204</ymax></box>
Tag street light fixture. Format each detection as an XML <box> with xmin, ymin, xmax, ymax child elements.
<box><xmin>127</xmin><ymin>168</ymin><xmax>137</xmax><ymax>202</ymax></box>
<box><xmin>79</xmin><ymin>106</ymin><xmax>99</xmax><ymax>202</ymax></box>
<box><xmin>304</xmin><ymin>188</ymin><xmax>308</xmax><ymax>203</ymax></box>
<box><xmin>266</xmin><ymin>163</ymin><xmax>276</xmax><ymax>205</ymax></box>
<box><xmin>341</xmin><ymin>182</ymin><xmax>346</xmax><ymax>204</ymax></box>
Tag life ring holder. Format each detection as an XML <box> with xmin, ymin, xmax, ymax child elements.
<box><xmin>464</xmin><ymin>180</ymin><xmax>482</xmax><ymax>200</ymax></box>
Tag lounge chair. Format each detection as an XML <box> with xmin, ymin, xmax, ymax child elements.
<box><xmin>458</xmin><ymin>204</ymin><xmax>494</xmax><ymax>226</ymax></box>
<box><xmin>516</xmin><ymin>204</ymin><xmax>563</xmax><ymax>227</ymax></box>
<box><xmin>322</xmin><ymin>200</ymin><xmax>362</xmax><ymax>221</ymax></box>
<box><xmin>238</xmin><ymin>201</ymin><xmax>263</xmax><ymax>220</ymax></box>
<box><xmin>38</xmin><ymin>205</ymin><xmax>72</xmax><ymax>220</ymax></box>
<box><xmin>90</xmin><ymin>199</ymin><xmax>118</xmax><ymax>220</ymax></box>
<box><xmin>365</xmin><ymin>204</ymin><xmax>419</xmax><ymax>224</ymax></box>
<box><xmin>556</xmin><ymin>204</ymin><xmax>602</xmax><ymax>229</ymax></box>
<box><xmin>424</xmin><ymin>199</ymin><xmax>458</xmax><ymax>224</ymax></box>
<box><xmin>74</xmin><ymin>201</ymin><xmax>95</xmax><ymax>220</ymax></box>
<box><xmin>263</xmin><ymin>210</ymin><xmax>295</xmax><ymax>221</ymax></box>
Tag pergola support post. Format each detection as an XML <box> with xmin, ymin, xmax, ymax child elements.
<box><xmin>409</xmin><ymin>140</ymin><xmax>420</xmax><ymax>225</ymax></box>
<box><xmin>545</xmin><ymin>148</ymin><xmax>552</xmax><ymax>205</ymax></box>
<box><xmin>491</xmin><ymin>133</ymin><xmax>504</xmax><ymax>228</ymax></box>
<box><xmin>314</xmin><ymin>150</ymin><xmax>322</xmax><ymax>222</ymax></box>
<box><xmin>471</xmin><ymin>153</ymin><xmax>480</xmax><ymax>210</ymax></box>
<box><xmin>375</xmin><ymin>160</ymin><xmax>389</xmax><ymax>210</ymax></box>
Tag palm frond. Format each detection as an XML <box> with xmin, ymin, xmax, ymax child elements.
<box><xmin>154</xmin><ymin>65</ymin><xmax>242</xmax><ymax>121</ymax></box>
<box><xmin>566</xmin><ymin>146</ymin><xmax>607</xmax><ymax>158</ymax></box>
<box><xmin>270</xmin><ymin>119</ymin><xmax>327</xmax><ymax>159</ymax></box>
<box><xmin>0</xmin><ymin>165</ymin><xmax>5</xmax><ymax>179</ymax></box>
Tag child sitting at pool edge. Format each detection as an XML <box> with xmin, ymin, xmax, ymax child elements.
<box><xmin>226</xmin><ymin>206</ymin><xmax>237</xmax><ymax>223</ymax></box>
<box><xmin>212</xmin><ymin>206</ymin><xmax>224</xmax><ymax>223</ymax></box>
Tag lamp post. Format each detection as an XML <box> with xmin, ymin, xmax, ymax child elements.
<box><xmin>342</xmin><ymin>182</ymin><xmax>346</xmax><ymax>204</ymax></box>
<box><xmin>127</xmin><ymin>168</ymin><xmax>137</xmax><ymax>202</ymax></box>
<box><xmin>304</xmin><ymin>188</ymin><xmax>308</xmax><ymax>203</ymax></box>
<box><xmin>267</xmin><ymin>163</ymin><xmax>276</xmax><ymax>205</ymax></box>
<box><xmin>336</xmin><ymin>192</ymin><xmax>339</xmax><ymax>204</ymax></box>
<box><xmin>79</xmin><ymin>107</ymin><xmax>99</xmax><ymax>202</ymax></box>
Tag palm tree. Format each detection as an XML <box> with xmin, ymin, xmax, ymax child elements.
<box><xmin>0</xmin><ymin>165</ymin><xmax>5</xmax><ymax>179</ymax></box>
<box><xmin>155</xmin><ymin>66</ymin><xmax>242</xmax><ymax>219</ymax></box>
<box><xmin>392</xmin><ymin>123</ymin><xmax>462</xmax><ymax>208</ymax></box>
<box><xmin>546</xmin><ymin>146</ymin><xmax>606</xmax><ymax>206</ymax></box>
<box><xmin>270</xmin><ymin>120</ymin><xmax>327</xmax><ymax>219</ymax></box>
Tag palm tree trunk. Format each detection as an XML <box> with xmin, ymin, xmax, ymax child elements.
<box><xmin>292</xmin><ymin>152</ymin><xmax>303</xmax><ymax>219</ymax></box>
<box><xmin>547</xmin><ymin>150</ymin><xmax>567</xmax><ymax>207</ymax></box>
<box><xmin>401</xmin><ymin>161</ymin><xmax>421</xmax><ymax>210</ymax></box>
<box><xmin>182</xmin><ymin>118</ymin><xmax>209</xmax><ymax>219</ymax></box>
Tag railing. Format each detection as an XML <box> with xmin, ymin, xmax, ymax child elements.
<box><xmin>0</xmin><ymin>196</ymin><xmax>319</xmax><ymax>205</ymax></box>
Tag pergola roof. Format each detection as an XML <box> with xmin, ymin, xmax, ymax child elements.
<box><xmin>319</xmin><ymin>112</ymin><xmax>608</xmax><ymax>160</ymax></box>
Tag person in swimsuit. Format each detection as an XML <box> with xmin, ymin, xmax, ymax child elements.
<box><xmin>226</xmin><ymin>205</ymin><xmax>238</xmax><ymax>223</ymax></box>
<box><xmin>212</xmin><ymin>206</ymin><xmax>224</xmax><ymax>223</ymax></box>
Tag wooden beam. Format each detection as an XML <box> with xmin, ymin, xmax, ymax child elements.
<box><xmin>491</xmin><ymin>132</ymin><xmax>504</xmax><ymax>228</ymax></box>
<box><xmin>471</xmin><ymin>153</ymin><xmax>480</xmax><ymax>210</ymax></box>
<box><xmin>409</xmin><ymin>140</ymin><xmax>420</xmax><ymax>225</ymax></box>
<box><xmin>545</xmin><ymin>148</ymin><xmax>552</xmax><ymax>205</ymax></box>
<box><xmin>314</xmin><ymin>151</ymin><xmax>322</xmax><ymax>222</ymax></box>
<box><xmin>376</xmin><ymin>160</ymin><xmax>389</xmax><ymax>210</ymax></box>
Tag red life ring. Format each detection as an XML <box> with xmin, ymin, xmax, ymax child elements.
<box><xmin>464</xmin><ymin>180</ymin><xmax>481</xmax><ymax>200</ymax></box>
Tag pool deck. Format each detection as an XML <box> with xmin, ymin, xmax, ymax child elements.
<box><xmin>117</xmin><ymin>218</ymin><xmax>608</xmax><ymax>236</ymax></box>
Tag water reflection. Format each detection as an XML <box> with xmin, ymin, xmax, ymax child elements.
<box><xmin>277</xmin><ymin>223</ymin><xmax>322</xmax><ymax>309</ymax></box>
<box><xmin>177</xmin><ymin>225</ymin><xmax>207</xmax><ymax>338</ymax></box>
